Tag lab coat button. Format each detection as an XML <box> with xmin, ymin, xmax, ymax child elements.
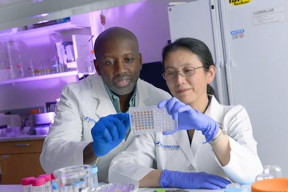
<box><xmin>188</xmin><ymin>165</ymin><xmax>194</xmax><ymax>171</ymax></box>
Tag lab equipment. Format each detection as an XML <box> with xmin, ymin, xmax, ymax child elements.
<box><xmin>158</xmin><ymin>97</ymin><xmax>219</xmax><ymax>142</ymax></box>
<box><xmin>38</xmin><ymin>174</ymin><xmax>52</xmax><ymax>192</ymax></box>
<box><xmin>160</xmin><ymin>169</ymin><xmax>230</xmax><ymax>189</ymax></box>
<box><xmin>91</xmin><ymin>113</ymin><xmax>130</xmax><ymax>156</ymax></box>
<box><xmin>154</xmin><ymin>190</ymin><xmax>189</xmax><ymax>192</ymax></box>
<box><xmin>21</xmin><ymin>177</ymin><xmax>34</xmax><ymax>192</ymax></box>
<box><xmin>51</xmin><ymin>174</ymin><xmax>59</xmax><ymax>192</ymax></box>
<box><xmin>90</xmin><ymin>166</ymin><xmax>99</xmax><ymax>190</ymax></box>
<box><xmin>32</xmin><ymin>112</ymin><xmax>55</xmax><ymax>135</ymax></box>
<box><xmin>255</xmin><ymin>165</ymin><xmax>282</xmax><ymax>181</ymax></box>
<box><xmin>254</xmin><ymin>173</ymin><xmax>274</xmax><ymax>182</ymax></box>
<box><xmin>35</xmin><ymin>125</ymin><xmax>49</xmax><ymax>135</ymax></box>
<box><xmin>0</xmin><ymin>125</ymin><xmax>7</xmax><ymax>137</ymax></box>
<box><xmin>225</xmin><ymin>184</ymin><xmax>251</xmax><ymax>192</ymax></box>
<box><xmin>251</xmin><ymin>178</ymin><xmax>288</xmax><ymax>192</ymax></box>
<box><xmin>53</xmin><ymin>165</ymin><xmax>92</xmax><ymax>192</ymax></box>
<box><xmin>262</xmin><ymin>165</ymin><xmax>282</xmax><ymax>178</ymax></box>
<box><xmin>129</xmin><ymin>105</ymin><xmax>177</xmax><ymax>135</ymax></box>
<box><xmin>95</xmin><ymin>183</ymin><xmax>137</xmax><ymax>192</ymax></box>
<box><xmin>224</xmin><ymin>183</ymin><xmax>241</xmax><ymax>192</ymax></box>
<box><xmin>31</xmin><ymin>177</ymin><xmax>46</xmax><ymax>192</ymax></box>
<box><xmin>241</xmin><ymin>184</ymin><xmax>252</xmax><ymax>192</ymax></box>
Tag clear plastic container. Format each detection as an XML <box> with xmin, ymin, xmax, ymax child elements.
<box><xmin>129</xmin><ymin>105</ymin><xmax>177</xmax><ymax>135</ymax></box>
<box><xmin>53</xmin><ymin>164</ymin><xmax>92</xmax><ymax>192</ymax></box>
<box><xmin>263</xmin><ymin>165</ymin><xmax>282</xmax><ymax>178</ymax></box>
<box><xmin>255</xmin><ymin>165</ymin><xmax>282</xmax><ymax>181</ymax></box>
<box><xmin>0</xmin><ymin>126</ymin><xmax>7</xmax><ymax>137</ymax></box>
<box><xmin>90</xmin><ymin>166</ymin><xmax>98</xmax><ymax>190</ymax></box>
<box><xmin>35</xmin><ymin>125</ymin><xmax>49</xmax><ymax>135</ymax></box>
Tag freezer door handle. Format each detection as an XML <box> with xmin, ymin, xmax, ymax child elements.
<box><xmin>225</xmin><ymin>58</ymin><xmax>234</xmax><ymax>104</ymax></box>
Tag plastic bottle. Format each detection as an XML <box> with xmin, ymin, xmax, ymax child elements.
<box><xmin>31</xmin><ymin>177</ymin><xmax>46</xmax><ymax>192</ymax></box>
<box><xmin>87</xmin><ymin>50</ymin><xmax>96</xmax><ymax>74</ymax></box>
<box><xmin>27</xmin><ymin>58</ymin><xmax>35</xmax><ymax>77</ymax></box>
<box><xmin>21</xmin><ymin>176</ymin><xmax>34</xmax><ymax>192</ymax></box>
<box><xmin>38</xmin><ymin>174</ymin><xmax>52</xmax><ymax>192</ymax></box>
<box><xmin>16</xmin><ymin>64</ymin><xmax>24</xmax><ymax>78</ymax></box>
<box><xmin>51</xmin><ymin>173</ymin><xmax>59</xmax><ymax>192</ymax></box>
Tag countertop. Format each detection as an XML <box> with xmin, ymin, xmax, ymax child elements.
<box><xmin>0</xmin><ymin>135</ymin><xmax>46</xmax><ymax>142</ymax></box>
<box><xmin>0</xmin><ymin>185</ymin><xmax>225</xmax><ymax>192</ymax></box>
<box><xmin>0</xmin><ymin>185</ymin><xmax>23</xmax><ymax>192</ymax></box>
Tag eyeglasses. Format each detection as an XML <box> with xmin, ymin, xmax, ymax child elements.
<box><xmin>162</xmin><ymin>66</ymin><xmax>206</xmax><ymax>80</ymax></box>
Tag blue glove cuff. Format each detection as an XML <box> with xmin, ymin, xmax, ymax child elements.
<box><xmin>160</xmin><ymin>169</ymin><xmax>172</xmax><ymax>188</ymax></box>
<box><xmin>203</xmin><ymin>122</ymin><xmax>219</xmax><ymax>142</ymax></box>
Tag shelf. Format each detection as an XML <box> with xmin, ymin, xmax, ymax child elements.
<box><xmin>0</xmin><ymin>21</ymin><xmax>88</xmax><ymax>42</ymax></box>
<box><xmin>0</xmin><ymin>70</ymin><xmax>78</xmax><ymax>85</ymax></box>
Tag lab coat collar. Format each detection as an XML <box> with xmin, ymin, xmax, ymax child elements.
<box><xmin>205</xmin><ymin>96</ymin><xmax>226</xmax><ymax>127</ymax></box>
<box><xmin>91</xmin><ymin>74</ymin><xmax>110</xmax><ymax>99</ymax></box>
<box><xmin>90</xmin><ymin>75</ymin><xmax>152</xmax><ymax>117</ymax></box>
<box><xmin>91</xmin><ymin>74</ymin><xmax>117</xmax><ymax>117</ymax></box>
<box><xmin>134</xmin><ymin>79</ymin><xmax>154</xmax><ymax>107</ymax></box>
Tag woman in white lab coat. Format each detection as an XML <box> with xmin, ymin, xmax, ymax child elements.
<box><xmin>109</xmin><ymin>38</ymin><xmax>263</xmax><ymax>189</ymax></box>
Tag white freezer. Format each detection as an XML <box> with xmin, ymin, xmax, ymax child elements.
<box><xmin>168</xmin><ymin>0</ymin><xmax>288</xmax><ymax>176</ymax></box>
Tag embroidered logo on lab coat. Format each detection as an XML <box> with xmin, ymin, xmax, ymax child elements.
<box><xmin>155</xmin><ymin>141</ymin><xmax>180</xmax><ymax>150</ymax></box>
<box><xmin>83</xmin><ymin>116</ymin><xmax>96</xmax><ymax>124</ymax></box>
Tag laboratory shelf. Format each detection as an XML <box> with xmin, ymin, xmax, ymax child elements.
<box><xmin>0</xmin><ymin>21</ymin><xmax>88</xmax><ymax>42</ymax></box>
<box><xmin>0</xmin><ymin>70</ymin><xmax>78</xmax><ymax>85</ymax></box>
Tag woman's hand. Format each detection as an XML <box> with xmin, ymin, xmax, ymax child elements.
<box><xmin>158</xmin><ymin>97</ymin><xmax>219</xmax><ymax>142</ymax></box>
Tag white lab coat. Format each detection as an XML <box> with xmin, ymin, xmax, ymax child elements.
<box><xmin>40</xmin><ymin>74</ymin><xmax>171</xmax><ymax>182</ymax></box>
<box><xmin>109</xmin><ymin>96</ymin><xmax>263</xmax><ymax>185</ymax></box>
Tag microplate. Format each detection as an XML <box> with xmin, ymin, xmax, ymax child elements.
<box><xmin>129</xmin><ymin>105</ymin><xmax>177</xmax><ymax>135</ymax></box>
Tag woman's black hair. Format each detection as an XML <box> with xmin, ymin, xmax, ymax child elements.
<box><xmin>162</xmin><ymin>38</ymin><xmax>215</xmax><ymax>95</ymax></box>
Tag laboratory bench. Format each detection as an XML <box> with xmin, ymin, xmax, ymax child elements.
<box><xmin>0</xmin><ymin>185</ymin><xmax>225</xmax><ymax>192</ymax></box>
<box><xmin>0</xmin><ymin>136</ymin><xmax>46</xmax><ymax>184</ymax></box>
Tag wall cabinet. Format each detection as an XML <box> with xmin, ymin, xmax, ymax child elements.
<box><xmin>0</xmin><ymin>139</ymin><xmax>45</xmax><ymax>184</ymax></box>
<box><xmin>0</xmin><ymin>14</ymin><xmax>92</xmax><ymax>85</ymax></box>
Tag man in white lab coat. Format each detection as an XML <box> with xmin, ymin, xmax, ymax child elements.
<box><xmin>40</xmin><ymin>27</ymin><xmax>171</xmax><ymax>182</ymax></box>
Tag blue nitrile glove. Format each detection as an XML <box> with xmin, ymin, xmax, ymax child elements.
<box><xmin>160</xmin><ymin>170</ymin><xmax>231</xmax><ymax>189</ymax></box>
<box><xmin>158</xmin><ymin>97</ymin><xmax>219</xmax><ymax>142</ymax></box>
<box><xmin>91</xmin><ymin>113</ymin><xmax>130</xmax><ymax>156</ymax></box>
